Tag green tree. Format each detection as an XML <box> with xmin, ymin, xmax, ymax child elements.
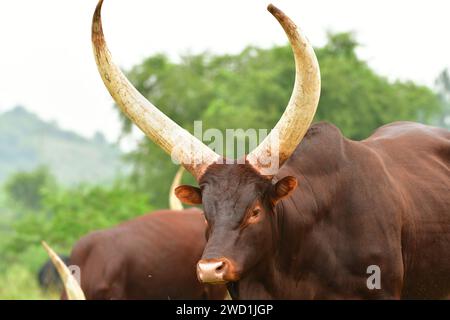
<box><xmin>4</xmin><ymin>166</ymin><xmax>56</xmax><ymax>213</ymax></box>
<box><xmin>6</xmin><ymin>182</ymin><xmax>154</xmax><ymax>255</ymax></box>
<box><xmin>0</xmin><ymin>180</ymin><xmax>154</xmax><ymax>278</ymax></box>
<box><xmin>117</xmin><ymin>32</ymin><xmax>443</xmax><ymax>208</ymax></box>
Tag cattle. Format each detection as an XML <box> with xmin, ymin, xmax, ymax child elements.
<box><xmin>92</xmin><ymin>1</ymin><xmax>450</xmax><ymax>299</ymax></box>
<box><xmin>37</xmin><ymin>254</ymin><xmax>70</xmax><ymax>292</ymax></box>
<box><xmin>61</xmin><ymin>167</ymin><xmax>227</xmax><ymax>300</ymax></box>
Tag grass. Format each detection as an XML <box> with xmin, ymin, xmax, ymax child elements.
<box><xmin>0</xmin><ymin>263</ymin><xmax>60</xmax><ymax>300</ymax></box>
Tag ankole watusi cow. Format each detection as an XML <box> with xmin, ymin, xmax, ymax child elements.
<box><xmin>92</xmin><ymin>1</ymin><xmax>450</xmax><ymax>299</ymax></box>
<box><xmin>60</xmin><ymin>168</ymin><xmax>227</xmax><ymax>300</ymax></box>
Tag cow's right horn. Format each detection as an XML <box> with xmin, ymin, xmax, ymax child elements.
<box><xmin>41</xmin><ymin>241</ymin><xmax>86</xmax><ymax>300</ymax></box>
<box><xmin>92</xmin><ymin>0</ymin><xmax>220</xmax><ymax>180</ymax></box>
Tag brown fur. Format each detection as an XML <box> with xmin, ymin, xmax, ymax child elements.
<box><xmin>181</xmin><ymin>121</ymin><xmax>450</xmax><ymax>299</ymax></box>
<box><xmin>63</xmin><ymin>209</ymin><xmax>227</xmax><ymax>300</ymax></box>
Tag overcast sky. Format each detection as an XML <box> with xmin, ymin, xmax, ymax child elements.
<box><xmin>0</xmin><ymin>0</ymin><xmax>449</xmax><ymax>146</ymax></box>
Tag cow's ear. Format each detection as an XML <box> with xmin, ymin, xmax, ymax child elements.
<box><xmin>270</xmin><ymin>176</ymin><xmax>297</xmax><ymax>205</ymax></box>
<box><xmin>175</xmin><ymin>185</ymin><xmax>202</xmax><ymax>205</ymax></box>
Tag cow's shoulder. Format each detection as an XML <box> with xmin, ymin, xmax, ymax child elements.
<box><xmin>284</xmin><ymin>122</ymin><xmax>351</xmax><ymax>176</ymax></box>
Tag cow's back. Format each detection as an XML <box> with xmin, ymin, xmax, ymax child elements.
<box><xmin>67</xmin><ymin>208</ymin><xmax>225</xmax><ymax>299</ymax></box>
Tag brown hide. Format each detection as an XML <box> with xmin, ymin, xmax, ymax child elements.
<box><xmin>64</xmin><ymin>208</ymin><xmax>226</xmax><ymax>300</ymax></box>
<box><xmin>195</xmin><ymin>122</ymin><xmax>450</xmax><ymax>299</ymax></box>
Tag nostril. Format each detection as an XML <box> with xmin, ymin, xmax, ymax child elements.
<box><xmin>215</xmin><ymin>262</ymin><xmax>225</xmax><ymax>272</ymax></box>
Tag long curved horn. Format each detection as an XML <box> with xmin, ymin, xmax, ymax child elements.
<box><xmin>92</xmin><ymin>0</ymin><xmax>220</xmax><ymax>180</ymax></box>
<box><xmin>41</xmin><ymin>241</ymin><xmax>86</xmax><ymax>300</ymax></box>
<box><xmin>169</xmin><ymin>167</ymin><xmax>185</xmax><ymax>210</ymax></box>
<box><xmin>247</xmin><ymin>4</ymin><xmax>321</xmax><ymax>176</ymax></box>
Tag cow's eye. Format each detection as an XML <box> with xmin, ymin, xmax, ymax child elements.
<box><xmin>252</xmin><ymin>208</ymin><xmax>261</xmax><ymax>217</ymax></box>
<box><xmin>247</xmin><ymin>207</ymin><xmax>261</xmax><ymax>224</ymax></box>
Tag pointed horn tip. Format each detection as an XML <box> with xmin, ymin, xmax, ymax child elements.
<box><xmin>94</xmin><ymin>0</ymin><xmax>104</xmax><ymax>18</ymax></box>
<box><xmin>41</xmin><ymin>241</ymin><xmax>61</xmax><ymax>270</ymax></box>
<box><xmin>41</xmin><ymin>241</ymin><xmax>58</xmax><ymax>261</ymax></box>
<box><xmin>93</xmin><ymin>0</ymin><xmax>104</xmax><ymax>24</ymax></box>
<box><xmin>267</xmin><ymin>3</ymin><xmax>298</xmax><ymax>38</ymax></box>
<box><xmin>92</xmin><ymin>0</ymin><xmax>106</xmax><ymax>47</ymax></box>
<box><xmin>41</xmin><ymin>241</ymin><xmax>50</xmax><ymax>252</ymax></box>
<box><xmin>267</xmin><ymin>4</ymin><xmax>278</xmax><ymax>14</ymax></box>
<box><xmin>267</xmin><ymin>4</ymin><xmax>286</xmax><ymax>19</ymax></box>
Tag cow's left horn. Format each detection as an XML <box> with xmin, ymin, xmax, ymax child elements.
<box><xmin>247</xmin><ymin>4</ymin><xmax>321</xmax><ymax>176</ymax></box>
<box><xmin>41</xmin><ymin>241</ymin><xmax>86</xmax><ymax>300</ymax></box>
<box><xmin>92</xmin><ymin>0</ymin><xmax>220</xmax><ymax>180</ymax></box>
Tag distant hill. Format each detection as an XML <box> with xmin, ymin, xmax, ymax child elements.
<box><xmin>0</xmin><ymin>106</ymin><xmax>124</xmax><ymax>185</ymax></box>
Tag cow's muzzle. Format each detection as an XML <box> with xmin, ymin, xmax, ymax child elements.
<box><xmin>197</xmin><ymin>258</ymin><xmax>238</xmax><ymax>284</ymax></box>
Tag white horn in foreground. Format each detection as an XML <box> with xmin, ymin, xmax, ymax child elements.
<box><xmin>41</xmin><ymin>241</ymin><xmax>86</xmax><ymax>300</ymax></box>
<box><xmin>92</xmin><ymin>0</ymin><xmax>220</xmax><ymax>180</ymax></box>
<box><xmin>247</xmin><ymin>4</ymin><xmax>321</xmax><ymax>176</ymax></box>
<box><xmin>169</xmin><ymin>167</ymin><xmax>185</xmax><ymax>210</ymax></box>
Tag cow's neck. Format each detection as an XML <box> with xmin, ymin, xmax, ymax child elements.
<box><xmin>230</xmin><ymin>179</ymin><xmax>327</xmax><ymax>300</ymax></box>
<box><xmin>234</xmin><ymin>124</ymin><xmax>352</xmax><ymax>299</ymax></box>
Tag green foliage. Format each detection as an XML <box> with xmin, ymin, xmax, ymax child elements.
<box><xmin>119</xmin><ymin>32</ymin><xmax>444</xmax><ymax>208</ymax></box>
<box><xmin>0</xmin><ymin>175</ymin><xmax>154</xmax><ymax>300</ymax></box>
<box><xmin>4</xmin><ymin>166</ymin><xmax>55</xmax><ymax>212</ymax></box>
<box><xmin>315</xmin><ymin>32</ymin><xmax>442</xmax><ymax>139</ymax></box>
<box><xmin>5</xmin><ymin>181</ymin><xmax>154</xmax><ymax>256</ymax></box>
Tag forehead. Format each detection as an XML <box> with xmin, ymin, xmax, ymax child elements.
<box><xmin>200</xmin><ymin>164</ymin><xmax>271</xmax><ymax>206</ymax></box>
